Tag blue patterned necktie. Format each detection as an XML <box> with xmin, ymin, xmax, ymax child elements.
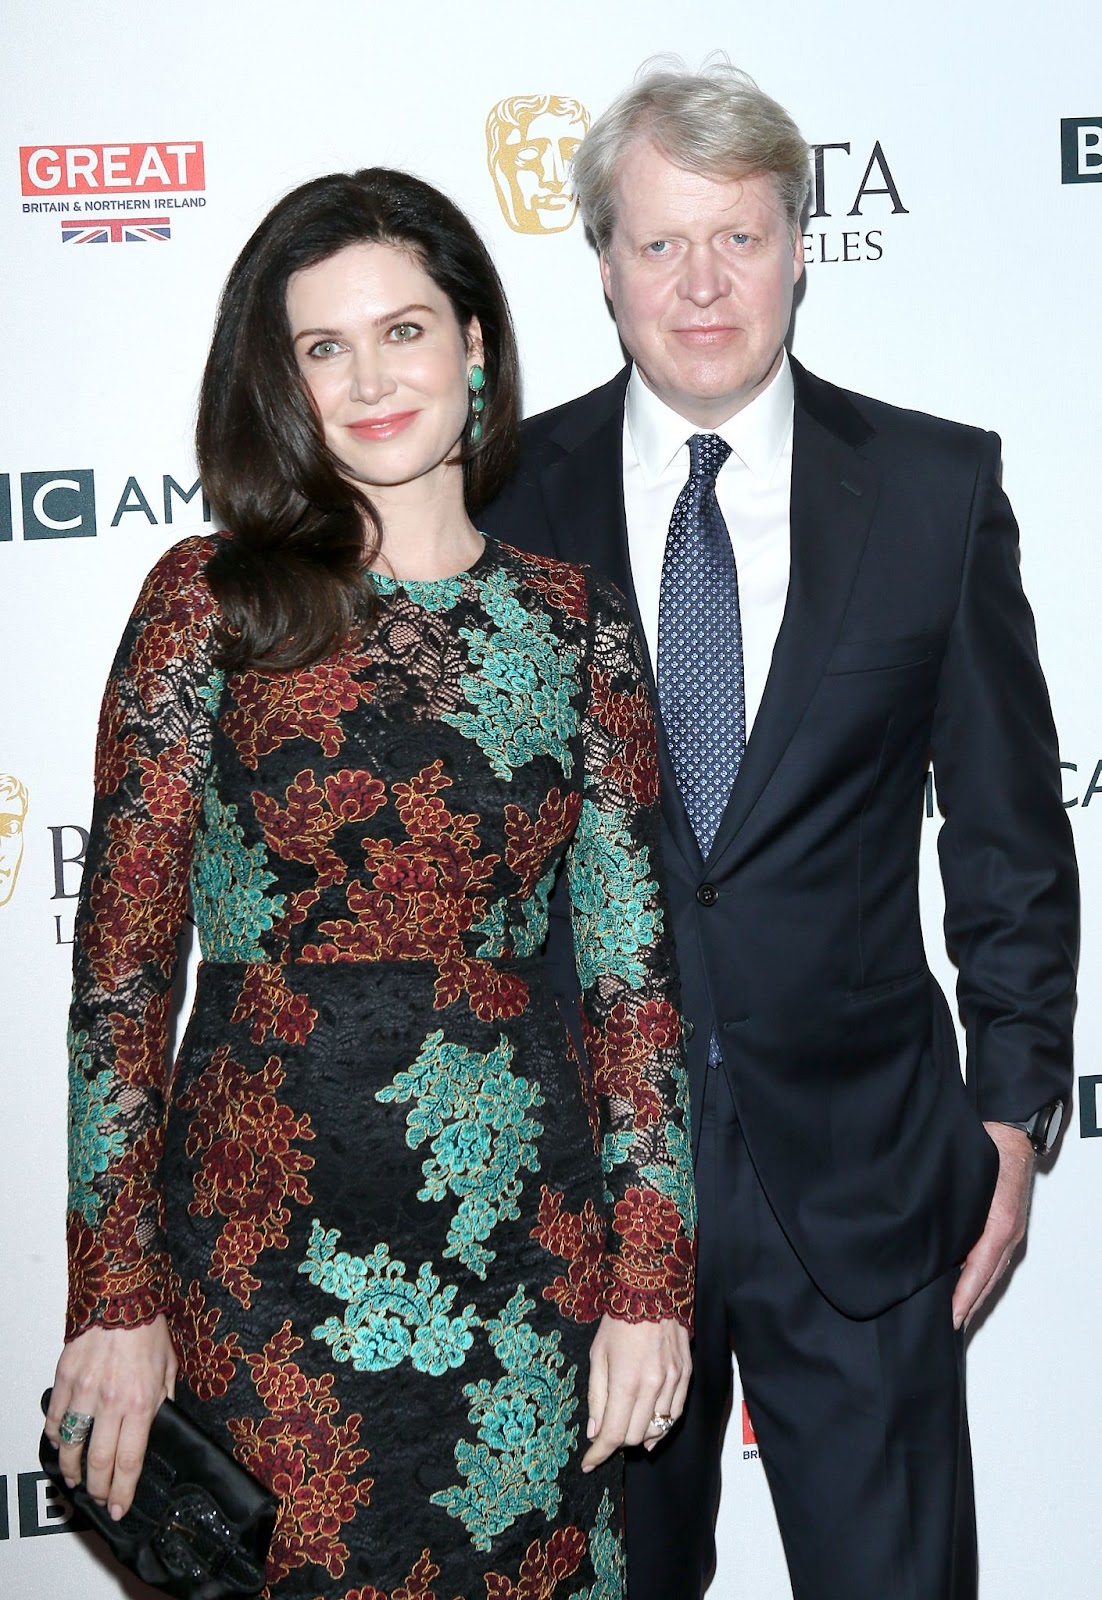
<box><xmin>658</xmin><ymin>433</ymin><xmax>745</xmax><ymax>1073</ymax></box>
<box><xmin>657</xmin><ymin>432</ymin><xmax>746</xmax><ymax>857</ymax></box>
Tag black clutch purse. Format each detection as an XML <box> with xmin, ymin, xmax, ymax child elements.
<box><xmin>39</xmin><ymin>1388</ymin><xmax>278</xmax><ymax>1600</ymax></box>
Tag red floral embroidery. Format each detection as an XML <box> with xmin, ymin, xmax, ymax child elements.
<box><xmin>109</xmin><ymin>991</ymin><xmax>172</xmax><ymax>1092</ymax></box>
<box><xmin>504</xmin><ymin>790</ymin><xmax>582</xmax><ymax>898</ymax></box>
<box><xmin>223</xmin><ymin>656</ymin><xmax>377</xmax><ymax>770</ymax></box>
<box><xmin>302</xmin><ymin>762</ymin><xmax>525</xmax><ymax>1019</ymax></box>
<box><xmin>252</xmin><ymin>770</ymin><xmax>347</xmax><ymax>890</ymax></box>
<box><xmin>605</xmin><ymin>1188</ymin><xmax>696</xmax><ymax>1326</ymax></box>
<box><xmin>81</xmin><ymin>814</ymin><xmax>190</xmax><ymax>991</ymax></box>
<box><xmin>530</xmin><ymin>1186</ymin><xmax>608</xmax><ymax>1324</ymax></box>
<box><xmin>177</xmin><ymin>1049</ymin><xmax>315</xmax><ymax>1308</ymax></box>
<box><xmin>173</xmin><ymin>1281</ymin><xmax>242</xmax><ymax>1400</ymax></box>
<box><xmin>484</xmin><ymin>1523</ymin><xmax>588</xmax><ymax>1600</ymax></box>
<box><xmin>582</xmin><ymin>998</ymin><xmax>681</xmax><ymax>1131</ymax></box>
<box><xmin>94</xmin><ymin>678</ymin><xmax>138</xmax><ymax>793</ymax></box>
<box><xmin>252</xmin><ymin>766</ymin><xmax>388</xmax><ymax>892</ymax></box>
<box><xmin>230</xmin><ymin>1324</ymin><xmax>373</xmax><ymax>1586</ymax></box>
<box><xmin>231</xmin><ymin>965</ymin><xmax>319</xmax><ymax>1047</ymax></box>
<box><xmin>325</xmin><ymin>768</ymin><xmax>389</xmax><ymax>822</ymax></box>
<box><xmin>517</xmin><ymin>548</ymin><xmax>590</xmax><ymax>621</ymax></box>
<box><xmin>588</xmin><ymin>670</ymin><xmax>659</xmax><ymax>807</ymax></box>
<box><xmin>65</xmin><ymin>1204</ymin><xmax>171</xmax><ymax>1340</ymax></box>
<box><xmin>326</xmin><ymin>1548</ymin><xmax>442</xmax><ymax>1600</ymax></box>
<box><xmin>136</xmin><ymin>738</ymin><xmax>199</xmax><ymax>825</ymax></box>
<box><xmin>434</xmin><ymin>956</ymin><xmax>530</xmax><ymax>1021</ymax></box>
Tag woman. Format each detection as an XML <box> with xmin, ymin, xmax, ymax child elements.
<box><xmin>46</xmin><ymin>168</ymin><xmax>695</xmax><ymax>1599</ymax></box>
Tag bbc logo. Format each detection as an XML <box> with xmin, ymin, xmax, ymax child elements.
<box><xmin>1061</xmin><ymin>117</ymin><xmax>1102</xmax><ymax>184</ymax></box>
<box><xmin>0</xmin><ymin>471</ymin><xmax>96</xmax><ymax>541</ymax></box>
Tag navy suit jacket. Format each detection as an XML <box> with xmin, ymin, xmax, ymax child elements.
<box><xmin>481</xmin><ymin>356</ymin><xmax>1078</xmax><ymax>1319</ymax></box>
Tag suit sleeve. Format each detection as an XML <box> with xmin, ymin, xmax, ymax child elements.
<box><xmin>65</xmin><ymin>536</ymin><xmax>222</xmax><ymax>1340</ymax></box>
<box><xmin>565</xmin><ymin>572</ymin><xmax>696</xmax><ymax>1327</ymax></box>
<box><xmin>931</xmin><ymin>433</ymin><xmax>1078</xmax><ymax>1122</ymax></box>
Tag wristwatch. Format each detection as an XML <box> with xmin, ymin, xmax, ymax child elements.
<box><xmin>1000</xmin><ymin>1100</ymin><xmax>1065</xmax><ymax>1156</ymax></box>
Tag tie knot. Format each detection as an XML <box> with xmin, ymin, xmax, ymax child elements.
<box><xmin>688</xmin><ymin>433</ymin><xmax>731</xmax><ymax>483</ymax></box>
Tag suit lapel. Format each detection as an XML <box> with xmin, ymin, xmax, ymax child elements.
<box><xmin>542</xmin><ymin>408</ymin><xmax>641</xmax><ymax>640</ymax></box>
<box><xmin>706</xmin><ymin>368</ymin><xmax>881</xmax><ymax>866</ymax></box>
<box><xmin>538</xmin><ymin>373</ymin><xmax>703</xmax><ymax>872</ymax></box>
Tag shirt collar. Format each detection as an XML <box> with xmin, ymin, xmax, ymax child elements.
<box><xmin>625</xmin><ymin>350</ymin><xmax>794</xmax><ymax>484</ymax></box>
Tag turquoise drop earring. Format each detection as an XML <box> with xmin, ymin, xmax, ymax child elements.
<box><xmin>468</xmin><ymin>365</ymin><xmax>486</xmax><ymax>444</ymax></box>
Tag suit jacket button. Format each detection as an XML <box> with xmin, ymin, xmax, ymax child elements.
<box><xmin>696</xmin><ymin>883</ymin><xmax>719</xmax><ymax>907</ymax></box>
<box><xmin>682</xmin><ymin>1019</ymin><xmax>695</xmax><ymax>1041</ymax></box>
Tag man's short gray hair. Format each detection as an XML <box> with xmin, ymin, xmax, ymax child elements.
<box><xmin>573</xmin><ymin>59</ymin><xmax>811</xmax><ymax>252</ymax></box>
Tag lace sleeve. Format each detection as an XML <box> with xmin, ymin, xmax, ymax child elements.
<box><xmin>565</xmin><ymin>572</ymin><xmax>696</xmax><ymax>1327</ymax></box>
<box><xmin>65</xmin><ymin>536</ymin><xmax>222</xmax><ymax>1340</ymax></box>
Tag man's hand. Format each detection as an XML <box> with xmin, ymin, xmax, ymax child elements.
<box><xmin>952</xmin><ymin>1123</ymin><xmax>1035</xmax><ymax>1330</ymax></box>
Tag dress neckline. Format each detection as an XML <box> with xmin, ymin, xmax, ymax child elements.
<box><xmin>368</xmin><ymin>536</ymin><xmax>493</xmax><ymax>596</ymax></box>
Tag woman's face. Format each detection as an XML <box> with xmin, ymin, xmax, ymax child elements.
<box><xmin>287</xmin><ymin>240</ymin><xmax>482</xmax><ymax>497</ymax></box>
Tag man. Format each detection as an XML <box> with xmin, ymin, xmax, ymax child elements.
<box><xmin>481</xmin><ymin>62</ymin><xmax>1079</xmax><ymax>1600</ymax></box>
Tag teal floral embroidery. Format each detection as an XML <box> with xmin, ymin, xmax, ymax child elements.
<box><xmin>640</xmin><ymin>1123</ymin><xmax>697</xmax><ymax>1234</ymax></box>
<box><xmin>472</xmin><ymin>866</ymin><xmax>556</xmax><ymax>960</ymax></box>
<box><xmin>300</xmin><ymin>1221</ymin><xmax>479</xmax><ymax>1376</ymax></box>
<box><xmin>471</xmin><ymin>897</ymin><xmax>508</xmax><ymax>959</ymax></box>
<box><xmin>195</xmin><ymin>666</ymin><xmax>225</xmax><ymax>718</ymax></box>
<box><xmin>376</xmin><ymin>1031</ymin><xmax>543</xmax><ymax>1279</ymax></box>
<box><xmin>372</xmin><ymin>571</ymin><xmax>465</xmax><ymax>613</ymax></box>
<box><xmin>568</xmin><ymin>800</ymin><xmax>661</xmax><ymax>990</ymax></box>
<box><xmin>431</xmin><ymin>1286</ymin><xmax>578</xmax><ymax>1550</ymax></box>
<box><xmin>568</xmin><ymin>1489</ymin><xmax>625</xmax><ymax>1600</ymax></box>
<box><xmin>639</xmin><ymin>1070</ymin><xmax>697</xmax><ymax>1232</ymax></box>
<box><xmin>600</xmin><ymin>1128</ymin><xmax>634</xmax><ymax>1180</ymax></box>
<box><xmin>441</xmin><ymin>568</ymin><xmax>579</xmax><ymax>780</ymax></box>
<box><xmin>67</xmin><ymin>1026</ymin><xmax>126</xmax><ymax>1223</ymax></box>
<box><xmin>190</xmin><ymin>782</ymin><xmax>286</xmax><ymax>960</ymax></box>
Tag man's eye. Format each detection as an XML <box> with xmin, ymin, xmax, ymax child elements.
<box><xmin>645</xmin><ymin>240</ymin><xmax>670</xmax><ymax>255</ymax></box>
<box><xmin>729</xmin><ymin>233</ymin><xmax>752</xmax><ymax>246</ymax></box>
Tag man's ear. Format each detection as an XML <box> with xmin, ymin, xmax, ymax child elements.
<box><xmin>791</xmin><ymin>228</ymin><xmax>805</xmax><ymax>285</ymax></box>
<box><xmin>599</xmin><ymin>252</ymin><xmax>614</xmax><ymax>301</ymax></box>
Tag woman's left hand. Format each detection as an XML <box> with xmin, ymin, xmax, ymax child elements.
<box><xmin>581</xmin><ymin>1314</ymin><xmax>691</xmax><ymax>1472</ymax></box>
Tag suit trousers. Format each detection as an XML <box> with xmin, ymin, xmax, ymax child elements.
<box><xmin>624</xmin><ymin>1063</ymin><xmax>978</xmax><ymax>1600</ymax></box>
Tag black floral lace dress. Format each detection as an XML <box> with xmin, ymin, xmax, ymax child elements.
<box><xmin>65</xmin><ymin>534</ymin><xmax>695</xmax><ymax>1600</ymax></box>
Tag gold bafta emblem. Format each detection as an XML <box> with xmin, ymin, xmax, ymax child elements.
<box><xmin>0</xmin><ymin>773</ymin><xmax>28</xmax><ymax>908</ymax></box>
<box><xmin>486</xmin><ymin>95</ymin><xmax>591</xmax><ymax>234</ymax></box>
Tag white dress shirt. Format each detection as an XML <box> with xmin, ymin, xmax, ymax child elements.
<box><xmin>622</xmin><ymin>354</ymin><xmax>794</xmax><ymax>740</ymax></box>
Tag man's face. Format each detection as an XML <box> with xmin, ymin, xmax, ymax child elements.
<box><xmin>600</xmin><ymin>141</ymin><xmax>804</xmax><ymax>428</ymax></box>
<box><xmin>495</xmin><ymin>109</ymin><xmax>587</xmax><ymax>233</ymax></box>
<box><xmin>0</xmin><ymin>796</ymin><xmax>26</xmax><ymax>907</ymax></box>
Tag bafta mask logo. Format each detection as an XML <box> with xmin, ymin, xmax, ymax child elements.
<box><xmin>0</xmin><ymin>773</ymin><xmax>28</xmax><ymax>908</ymax></box>
<box><xmin>486</xmin><ymin>95</ymin><xmax>591</xmax><ymax>235</ymax></box>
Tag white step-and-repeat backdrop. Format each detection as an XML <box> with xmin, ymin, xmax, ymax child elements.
<box><xmin>2</xmin><ymin>2</ymin><xmax>1098</xmax><ymax>1595</ymax></box>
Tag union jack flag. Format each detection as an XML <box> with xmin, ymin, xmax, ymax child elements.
<box><xmin>60</xmin><ymin>216</ymin><xmax>171</xmax><ymax>244</ymax></box>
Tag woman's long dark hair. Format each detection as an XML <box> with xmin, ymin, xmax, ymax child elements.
<box><xmin>197</xmin><ymin>168</ymin><xmax>521</xmax><ymax>670</ymax></box>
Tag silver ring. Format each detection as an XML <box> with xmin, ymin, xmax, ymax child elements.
<box><xmin>649</xmin><ymin>1412</ymin><xmax>674</xmax><ymax>1434</ymax></box>
<box><xmin>59</xmin><ymin>1409</ymin><xmax>94</xmax><ymax>1446</ymax></box>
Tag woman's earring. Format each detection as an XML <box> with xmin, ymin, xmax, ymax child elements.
<box><xmin>468</xmin><ymin>365</ymin><xmax>486</xmax><ymax>444</ymax></box>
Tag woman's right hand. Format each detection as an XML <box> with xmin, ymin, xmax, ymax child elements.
<box><xmin>44</xmin><ymin>1316</ymin><xmax>177</xmax><ymax>1521</ymax></box>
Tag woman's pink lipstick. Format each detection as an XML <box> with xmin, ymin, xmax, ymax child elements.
<box><xmin>346</xmin><ymin>411</ymin><xmax>418</xmax><ymax>440</ymax></box>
